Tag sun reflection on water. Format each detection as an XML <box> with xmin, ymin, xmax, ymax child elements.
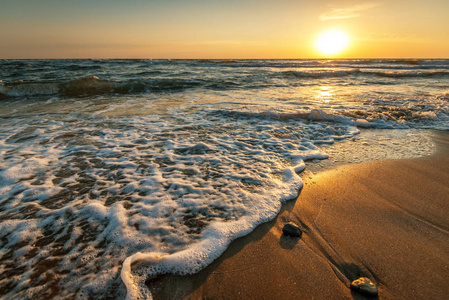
<box><xmin>316</xmin><ymin>86</ymin><xmax>334</xmax><ymax>103</ymax></box>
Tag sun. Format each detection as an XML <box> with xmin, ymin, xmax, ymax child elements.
<box><xmin>315</xmin><ymin>30</ymin><xmax>349</xmax><ymax>56</ymax></box>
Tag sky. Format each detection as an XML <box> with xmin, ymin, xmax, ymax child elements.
<box><xmin>1</xmin><ymin>0</ymin><xmax>448</xmax><ymax>59</ymax></box>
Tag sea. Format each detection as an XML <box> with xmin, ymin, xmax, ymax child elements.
<box><xmin>0</xmin><ymin>59</ymin><xmax>448</xmax><ymax>299</ymax></box>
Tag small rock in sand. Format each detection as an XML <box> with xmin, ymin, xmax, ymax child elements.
<box><xmin>282</xmin><ymin>222</ymin><xmax>302</xmax><ymax>237</ymax></box>
<box><xmin>350</xmin><ymin>277</ymin><xmax>378</xmax><ymax>297</ymax></box>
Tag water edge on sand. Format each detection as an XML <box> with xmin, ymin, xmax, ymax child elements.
<box><xmin>148</xmin><ymin>130</ymin><xmax>449</xmax><ymax>300</ymax></box>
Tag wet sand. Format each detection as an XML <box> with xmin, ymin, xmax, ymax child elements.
<box><xmin>148</xmin><ymin>131</ymin><xmax>449</xmax><ymax>299</ymax></box>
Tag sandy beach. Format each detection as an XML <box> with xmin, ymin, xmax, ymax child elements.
<box><xmin>148</xmin><ymin>131</ymin><xmax>449</xmax><ymax>299</ymax></box>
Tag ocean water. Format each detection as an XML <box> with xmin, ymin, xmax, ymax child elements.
<box><xmin>0</xmin><ymin>59</ymin><xmax>448</xmax><ymax>299</ymax></box>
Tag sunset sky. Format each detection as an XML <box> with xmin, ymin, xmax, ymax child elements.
<box><xmin>1</xmin><ymin>0</ymin><xmax>448</xmax><ymax>59</ymax></box>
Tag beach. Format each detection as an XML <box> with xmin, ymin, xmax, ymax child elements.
<box><xmin>1</xmin><ymin>59</ymin><xmax>448</xmax><ymax>299</ymax></box>
<box><xmin>3</xmin><ymin>0</ymin><xmax>449</xmax><ymax>296</ymax></box>
<box><xmin>149</xmin><ymin>130</ymin><xmax>449</xmax><ymax>299</ymax></box>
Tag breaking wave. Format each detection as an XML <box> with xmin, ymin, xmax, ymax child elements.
<box><xmin>0</xmin><ymin>76</ymin><xmax>208</xmax><ymax>98</ymax></box>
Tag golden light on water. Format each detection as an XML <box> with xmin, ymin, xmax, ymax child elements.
<box><xmin>316</xmin><ymin>86</ymin><xmax>334</xmax><ymax>103</ymax></box>
<box><xmin>315</xmin><ymin>30</ymin><xmax>349</xmax><ymax>56</ymax></box>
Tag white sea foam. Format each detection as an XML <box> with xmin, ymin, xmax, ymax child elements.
<box><xmin>0</xmin><ymin>102</ymin><xmax>367</xmax><ymax>298</ymax></box>
<box><xmin>0</xmin><ymin>108</ymin><xmax>322</xmax><ymax>298</ymax></box>
<box><xmin>0</xmin><ymin>99</ymin><xmax>437</xmax><ymax>299</ymax></box>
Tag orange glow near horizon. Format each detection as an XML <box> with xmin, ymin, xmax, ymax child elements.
<box><xmin>0</xmin><ymin>1</ymin><xmax>448</xmax><ymax>59</ymax></box>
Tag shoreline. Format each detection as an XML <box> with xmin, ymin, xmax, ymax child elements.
<box><xmin>147</xmin><ymin>130</ymin><xmax>449</xmax><ymax>299</ymax></box>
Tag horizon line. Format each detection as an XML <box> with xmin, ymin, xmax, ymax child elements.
<box><xmin>1</xmin><ymin>57</ymin><xmax>448</xmax><ymax>60</ymax></box>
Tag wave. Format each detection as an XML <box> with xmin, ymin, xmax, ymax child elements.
<box><xmin>181</xmin><ymin>59</ymin><xmax>449</xmax><ymax>69</ymax></box>
<box><xmin>64</xmin><ymin>64</ymin><xmax>103</xmax><ymax>71</ymax></box>
<box><xmin>1</xmin><ymin>58</ymin><xmax>449</xmax><ymax>100</ymax></box>
<box><xmin>282</xmin><ymin>69</ymin><xmax>449</xmax><ymax>79</ymax></box>
<box><xmin>370</xmin><ymin>70</ymin><xmax>449</xmax><ymax>78</ymax></box>
<box><xmin>374</xmin><ymin>59</ymin><xmax>419</xmax><ymax>65</ymax></box>
<box><xmin>207</xmin><ymin>108</ymin><xmax>409</xmax><ymax>130</ymax></box>
<box><xmin>2</xmin><ymin>69</ymin><xmax>449</xmax><ymax>99</ymax></box>
<box><xmin>0</xmin><ymin>76</ymin><xmax>208</xmax><ymax>98</ymax></box>
<box><xmin>209</xmin><ymin>105</ymin><xmax>449</xmax><ymax>130</ymax></box>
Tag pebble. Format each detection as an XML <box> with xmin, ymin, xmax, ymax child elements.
<box><xmin>282</xmin><ymin>222</ymin><xmax>303</xmax><ymax>237</ymax></box>
<box><xmin>350</xmin><ymin>277</ymin><xmax>378</xmax><ymax>297</ymax></box>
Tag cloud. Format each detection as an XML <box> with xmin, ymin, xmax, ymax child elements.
<box><xmin>320</xmin><ymin>3</ymin><xmax>380</xmax><ymax>21</ymax></box>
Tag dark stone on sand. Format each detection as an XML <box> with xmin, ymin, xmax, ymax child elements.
<box><xmin>282</xmin><ymin>222</ymin><xmax>302</xmax><ymax>237</ymax></box>
<box><xmin>350</xmin><ymin>277</ymin><xmax>378</xmax><ymax>297</ymax></box>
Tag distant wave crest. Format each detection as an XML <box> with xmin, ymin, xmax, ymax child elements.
<box><xmin>281</xmin><ymin>69</ymin><xmax>449</xmax><ymax>79</ymax></box>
